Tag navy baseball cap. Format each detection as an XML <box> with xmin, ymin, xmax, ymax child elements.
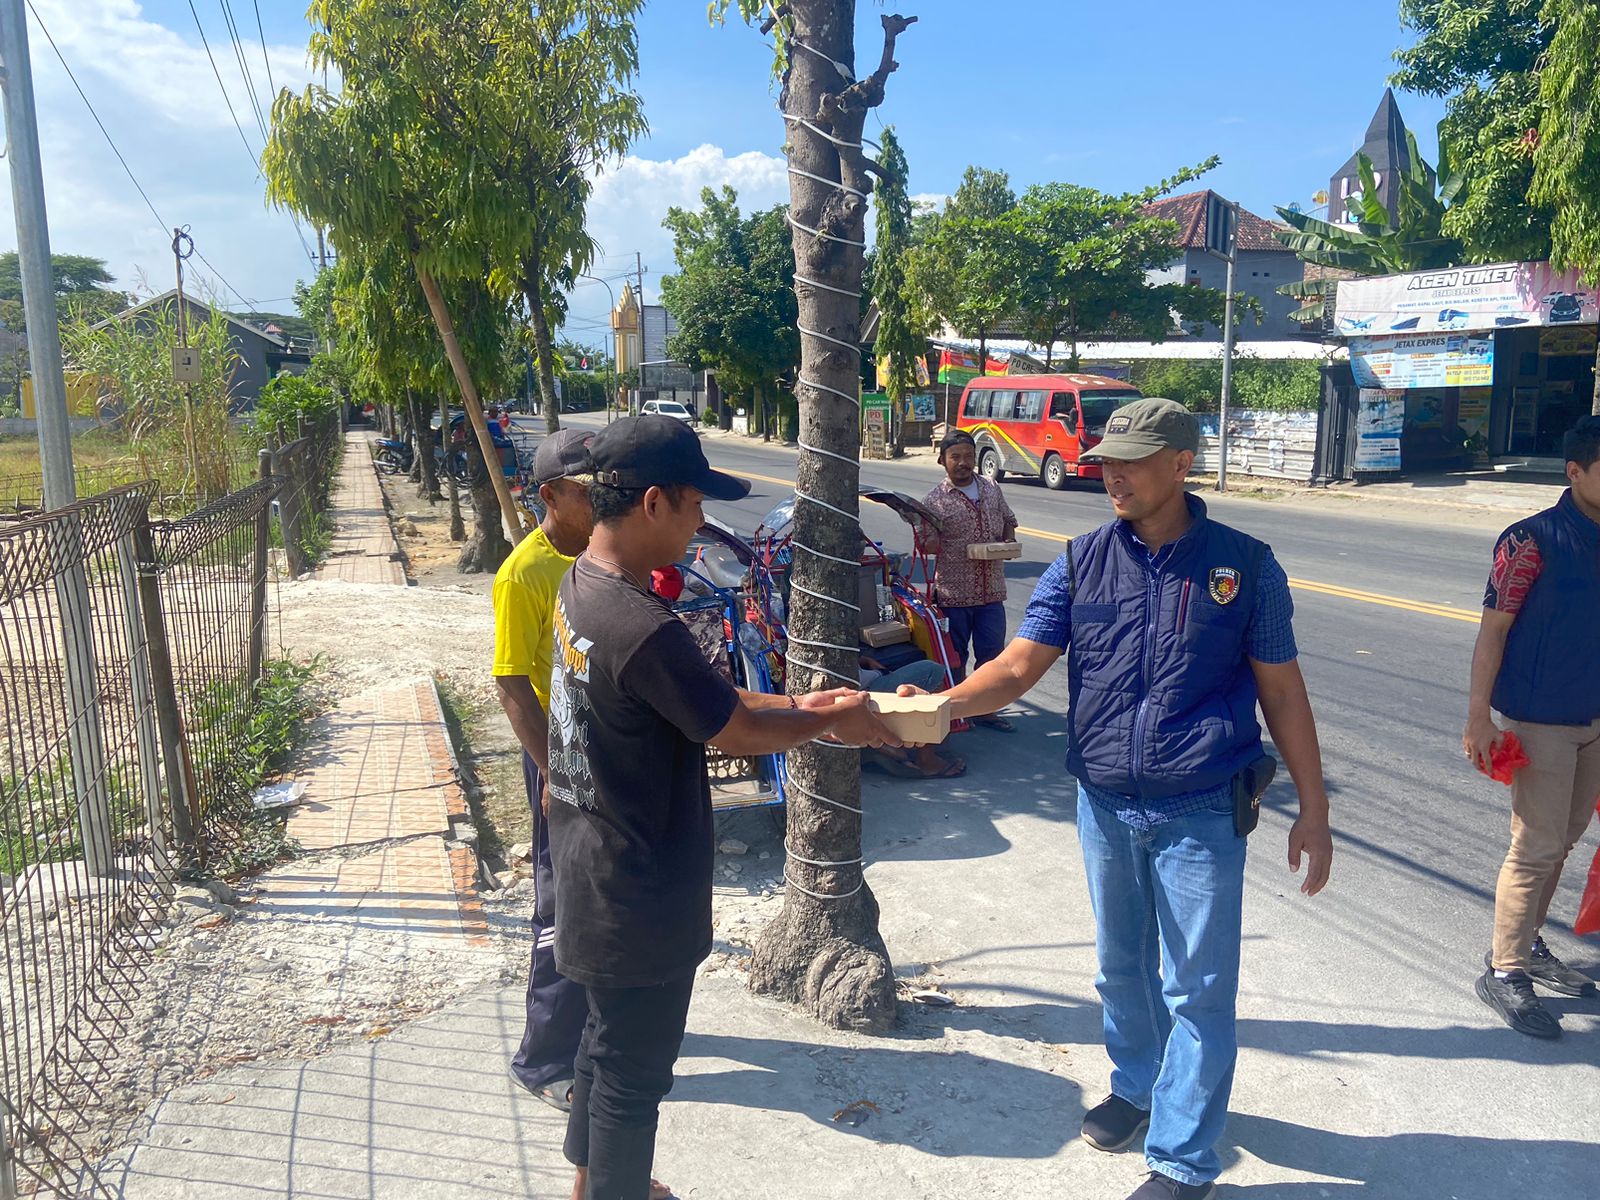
<box><xmin>587</xmin><ymin>415</ymin><xmax>750</xmax><ymax>501</ymax></box>
<box><xmin>532</xmin><ymin>428</ymin><xmax>594</xmax><ymax>486</ymax></box>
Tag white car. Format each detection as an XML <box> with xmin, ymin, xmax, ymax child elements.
<box><xmin>641</xmin><ymin>399</ymin><xmax>697</xmax><ymax>427</ymax></box>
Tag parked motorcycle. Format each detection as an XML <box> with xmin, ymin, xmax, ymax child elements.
<box><xmin>374</xmin><ymin>437</ymin><xmax>413</xmax><ymax>474</ymax></box>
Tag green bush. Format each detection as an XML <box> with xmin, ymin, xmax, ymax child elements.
<box><xmin>253</xmin><ymin>372</ymin><xmax>338</xmax><ymax>439</ymax></box>
<box><xmin>701</xmin><ymin>408</ymin><xmax>719</xmax><ymax>427</ymax></box>
<box><xmin>1128</xmin><ymin>357</ymin><xmax>1321</xmax><ymax>413</ymax></box>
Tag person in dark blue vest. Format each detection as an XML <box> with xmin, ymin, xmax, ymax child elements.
<box><xmin>1464</xmin><ymin>414</ymin><xmax>1600</xmax><ymax>1039</ymax></box>
<box><xmin>913</xmin><ymin>399</ymin><xmax>1334</xmax><ymax>1200</ymax></box>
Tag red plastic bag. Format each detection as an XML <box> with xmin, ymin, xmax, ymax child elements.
<box><xmin>1479</xmin><ymin>730</ymin><xmax>1531</xmax><ymax>784</ymax></box>
<box><xmin>1575</xmin><ymin>805</ymin><xmax>1600</xmax><ymax>937</ymax></box>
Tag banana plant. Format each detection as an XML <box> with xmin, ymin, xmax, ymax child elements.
<box><xmin>1275</xmin><ymin>129</ymin><xmax>1464</xmax><ymax>321</ymax></box>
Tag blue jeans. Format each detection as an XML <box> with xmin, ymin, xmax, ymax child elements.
<box><xmin>1076</xmin><ymin>785</ymin><xmax>1246</xmax><ymax>1187</ymax></box>
<box><xmin>943</xmin><ymin>601</ymin><xmax>1006</xmax><ymax>678</ymax></box>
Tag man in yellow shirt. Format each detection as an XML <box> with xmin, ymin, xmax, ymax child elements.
<box><xmin>495</xmin><ymin>428</ymin><xmax>595</xmax><ymax>1111</ymax></box>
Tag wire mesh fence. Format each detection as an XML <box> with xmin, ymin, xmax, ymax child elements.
<box><xmin>0</xmin><ymin>408</ymin><xmax>344</xmax><ymax>1195</ymax></box>
<box><xmin>0</xmin><ymin>485</ymin><xmax>177</xmax><ymax>1198</ymax></box>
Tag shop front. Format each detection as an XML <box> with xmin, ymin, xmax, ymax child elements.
<box><xmin>1335</xmin><ymin>261</ymin><xmax>1598</xmax><ymax>473</ymax></box>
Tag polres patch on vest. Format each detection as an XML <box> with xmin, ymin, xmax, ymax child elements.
<box><xmin>1106</xmin><ymin>414</ymin><xmax>1133</xmax><ymax>434</ymax></box>
<box><xmin>1208</xmin><ymin>565</ymin><xmax>1242</xmax><ymax>604</ymax></box>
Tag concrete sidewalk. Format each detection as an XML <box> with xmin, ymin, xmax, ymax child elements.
<box><xmin>315</xmin><ymin>433</ymin><xmax>408</xmax><ymax>585</ymax></box>
<box><xmin>100</xmin><ymin>725</ymin><xmax>1600</xmax><ymax>1199</ymax></box>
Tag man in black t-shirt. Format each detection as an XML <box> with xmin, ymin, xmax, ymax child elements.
<box><xmin>547</xmin><ymin>415</ymin><xmax>899</xmax><ymax>1200</ymax></box>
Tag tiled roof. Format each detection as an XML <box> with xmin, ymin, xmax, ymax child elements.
<box><xmin>1141</xmin><ymin>191</ymin><xmax>1289</xmax><ymax>253</ymax></box>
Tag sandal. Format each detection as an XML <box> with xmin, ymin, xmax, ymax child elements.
<box><xmin>972</xmin><ymin>713</ymin><xmax>1015</xmax><ymax>733</ymax></box>
<box><xmin>532</xmin><ymin>1078</ymin><xmax>573</xmax><ymax>1113</ymax></box>
<box><xmin>863</xmin><ymin>749</ymin><xmax>926</xmax><ymax>779</ymax></box>
<box><xmin>929</xmin><ymin>755</ymin><xmax>966</xmax><ymax>778</ymax></box>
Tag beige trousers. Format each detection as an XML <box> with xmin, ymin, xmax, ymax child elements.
<box><xmin>1491</xmin><ymin>715</ymin><xmax>1600</xmax><ymax>972</ymax></box>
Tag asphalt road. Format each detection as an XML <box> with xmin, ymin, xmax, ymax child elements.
<box><xmin>518</xmin><ymin>412</ymin><xmax>1597</xmax><ymax>1192</ymax></box>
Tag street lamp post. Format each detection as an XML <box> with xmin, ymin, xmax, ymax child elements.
<box><xmin>579</xmin><ymin>274</ymin><xmax>617</xmax><ymax>424</ymax></box>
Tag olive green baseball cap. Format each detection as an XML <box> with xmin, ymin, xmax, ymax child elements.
<box><xmin>1081</xmin><ymin>398</ymin><xmax>1199</xmax><ymax>463</ymax></box>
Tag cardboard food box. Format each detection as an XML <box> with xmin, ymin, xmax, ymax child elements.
<box><xmin>860</xmin><ymin>620</ymin><xmax>911</xmax><ymax>647</ymax></box>
<box><xmin>859</xmin><ymin>692</ymin><xmax>952</xmax><ymax>745</ymax></box>
<box><xmin>967</xmin><ymin>541</ymin><xmax>1022</xmax><ymax>561</ymax></box>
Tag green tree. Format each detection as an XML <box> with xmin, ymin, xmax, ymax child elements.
<box><xmin>1391</xmin><ymin>0</ymin><xmax>1553</xmax><ymax>261</ymax></box>
<box><xmin>906</xmin><ymin>167</ymin><xmax>1022</xmax><ymax>374</ymax></box>
<box><xmin>1531</xmin><ymin>0</ymin><xmax>1600</xmax><ymax>415</ymax></box>
<box><xmin>1008</xmin><ymin>162</ymin><xmax>1223</xmax><ymax>368</ymax></box>
<box><xmin>265</xmin><ymin>0</ymin><xmax>533</xmax><ymax>562</ymax></box>
<box><xmin>717</xmin><ymin>0</ymin><xmax>917</xmax><ymax>1034</ymax></box>
<box><xmin>0</xmin><ymin>252</ymin><xmax>128</xmax><ymax>409</ymax></box>
<box><xmin>659</xmin><ymin>186</ymin><xmax>799</xmax><ymax>442</ymax></box>
<box><xmin>869</xmin><ymin>127</ymin><xmax>927</xmax><ymax>452</ymax></box>
<box><xmin>1275</xmin><ymin>131</ymin><xmax>1463</xmax><ymax>320</ymax></box>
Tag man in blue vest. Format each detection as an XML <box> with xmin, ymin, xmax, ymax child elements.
<box><xmin>915</xmin><ymin>399</ymin><xmax>1333</xmax><ymax>1200</ymax></box>
<box><xmin>1464</xmin><ymin>414</ymin><xmax>1600</xmax><ymax>1039</ymax></box>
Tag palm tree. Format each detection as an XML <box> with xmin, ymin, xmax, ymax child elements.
<box><xmin>1275</xmin><ymin>130</ymin><xmax>1464</xmax><ymax>321</ymax></box>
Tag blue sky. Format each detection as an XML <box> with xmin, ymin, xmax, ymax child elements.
<box><xmin>4</xmin><ymin>1</ymin><xmax>1446</xmax><ymax>343</ymax></box>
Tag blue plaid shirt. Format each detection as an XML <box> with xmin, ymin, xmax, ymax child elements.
<box><xmin>1018</xmin><ymin>521</ymin><xmax>1297</xmax><ymax>831</ymax></box>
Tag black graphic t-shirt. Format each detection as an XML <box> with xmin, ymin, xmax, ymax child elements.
<box><xmin>547</xmin><ymin>556</ymin><xmax>740</xmax><ymax>988</ymax></box>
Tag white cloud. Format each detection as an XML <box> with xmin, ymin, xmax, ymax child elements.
<box><xmin>0</xmin><ymin>0</ymin><xmax>319</xmax><ymax>312</ymax></box>
<box><xmin>566</xmin><ymin>143</ymin><xmax>788</xmax><ymax>340</ymax></box>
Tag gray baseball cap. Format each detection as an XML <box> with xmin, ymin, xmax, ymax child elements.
<box><xmin>1081</xmin><ymin>398</ymin><xmax>1199</xmax><ymax>463</ymax></box>
<box><xmin>532</xmin><ymin>428</ymin><xmax>594</xmax><ymax>486</ymax></box>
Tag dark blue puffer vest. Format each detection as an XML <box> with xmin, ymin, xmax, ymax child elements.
<box><xmin>1065</xmin><ymin>497</ymin><xmax>1266</xmax><ymax>798</ymax></box>
<box><xmin>1491</xmin><ymin>490</ymin><xmax>1600</xmax><ymax>726</ymax></box>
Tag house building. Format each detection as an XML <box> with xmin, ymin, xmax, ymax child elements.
<box><xmin>1142</xmin><ymin>191</ymin><xmax>1307</xmax><ymax>340</ymax></box>
<box><xmin>93</xmin><ymin>291</ymin><xmax>310</xmax><ymax>411</ymax></box>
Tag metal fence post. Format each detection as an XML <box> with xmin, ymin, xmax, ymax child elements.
<box><xmin>117</xmin><ymin>524</ymin><xmax>169</xmax><ymax>864</ymax></box>
<box><xmin>275</xmin><ymin>444</ymin><xmax>308</xmax><ymax>578</ymax></box>
<box><xmin>131</xmin><ymin>518</ymin><xmax>203</xmax><ymax>872</ymax></box>
<box><xmin>248</xmin><ymin>449</ymin><xmax>272</xmax><ymax>685</ymax></box>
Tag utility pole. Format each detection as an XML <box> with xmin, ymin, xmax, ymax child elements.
<box><xmin>1</xmin><ymin>0</ymin><xmax>116</xmax><ymax>892</ymax></box>
<box><xmin>1204</xmin><ymin>193</ymin><xmax>1240</xmax><ymax>493</ymax></box>
<box><xmin>1</xmin><ymin>0</ymin><xmax>72</xmax><ymax>507</ymax></box>
<box><xmin>317</xmin><ymin>225</ymin><xmax>329</xmax><ymax>272</ymax></box>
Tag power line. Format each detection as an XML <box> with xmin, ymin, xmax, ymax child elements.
<box><xmin>186</xmin><ymin>0</ymin><xmax>261</xmax><ymax>173</ymax></box>
<box><xmin>251</xmin><ymin>0</ymin><xmax>277</xmax><ymax>99</ymax></box>
<box><xmin>23</xmin><ymin>0</ymin><xmax>260</xmax><ymax>312</ymax></box>
<box><xmin>217</xmin><ymin>0</ymin><xmax>270</xmax><ymax>144</ymax></box>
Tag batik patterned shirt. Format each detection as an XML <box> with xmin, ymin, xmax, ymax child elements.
<box><xmin>922</xmin><ymin>477</ymin><xmax>1018</xmax><ymax>608</ymax></box>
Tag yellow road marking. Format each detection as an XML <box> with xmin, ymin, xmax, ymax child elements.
<box><xmin>727</xmin><ymin>470</ymin><xmax>1480</xmax><ymax>626</ymax></box>
<box><xmin>1017</xmin><ymin>525</ymin><xmax>1478</xmax><ymax>623</ymax></box>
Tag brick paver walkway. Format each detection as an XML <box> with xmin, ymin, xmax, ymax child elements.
<box><xmin>278</xmin><ymin>440</ymin><xmax>479</xmax><ymax>942</ymax></box>
<box><xmin>315</xmin><ymin>433</ymin><xmax>407</xmax><ymax>586</ymax></box>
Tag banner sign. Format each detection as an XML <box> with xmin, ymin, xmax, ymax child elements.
<box><xmin>1335</xmin><ymin>261</ymin><xmax>1597</xmax><ymax>336</ymax></box>
<box><xmin>1539</xmin><ymin>325</ymin><xmax>1598</xmax><ymax>356</ymax></box>
<box><xmin>907</xmin><ymin>393</ymin><xmax>936</xmax><ymax>421</ymax></box>
<box><xmin>1350</xmin><ymin>332</ymin><xmax>1494</xmax><ymax>389</ymax></box>
<box><xmin>936</xmin><ymin>348</ymin><xmax>1007</xmax><ymax>386</ymax></box>
<box><xmin>1355</xmin><ymin>389</ymin><xmax>1405</xmax><ymax>471</ymax></box>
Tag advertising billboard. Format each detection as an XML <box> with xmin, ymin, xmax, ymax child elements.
<box><xmin>1349</xmin><ymin>332</ymin><xmax>1495</xmax><ymax>389</ymax></box>
<box><xmin>1334</xmin><ymin>261</ymin><xmax>1596</xmax><ymax>336</ymax></box>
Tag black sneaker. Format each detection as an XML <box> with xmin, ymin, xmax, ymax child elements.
<box><xmin>1080</xmin><ymin>1093</ymin><xmax>1150</xmax><ymax>1152</ymax></box>
<box><xmin>1475</xmin><ymin>968</ymin><xmax>1561</xmax><ymax>1038</ymax></box>
<box><xmin>1126</xmin><ymin>1171</ymin><xmax>1217</xmax><ymax>1200</ymax></box>
<box><xmin>1528</xmin><ymin>937</ymin><xmax>1598</xmax><ymax>997</ymax></box>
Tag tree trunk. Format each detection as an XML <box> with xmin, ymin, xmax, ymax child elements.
<box><xmin>977</xmin><ymin>328</ymin><xmax>988</xmax><ymax>383</ymax></box>
<box><xmin>1592</xmin><ymin>338</ymin><xmax>1600</xmax><ymax>417</ymax></box>
<box><xmin>440</xmin><ymin>390</ymin><xmax>465</xmax><ymax>541</ymax></box>
<box><xmin>402</xmin><ymin>394</ymin><xmax>423</xmax><ymax>483</ymax></box>
<box><xmin>757</xmin><ymin>382</ymin><xmax>772</xmax><ymax>442</ymax></box>
<box><xmin>457</xmin><ymin>443</ymin><xmax>510</xmax><ymax>573</ymax></box>
<box><xmin>523</xmin><ymin>258</ymin><xmax>563</xmax><ymax>434</ymax></box>
<box><xmin>748</xmin><ymin>4</ymin><xmax>916</xmax><ymax>1035</ymax></box>
<box><xmin>409</xmin><ymin>390</ymin><xmax>441</xmax><ymax>500</ymax></box>
<box><xmin>413</xmin><ymin>264</ymin><xmax>526</xmax><ymax>546</ymax></box>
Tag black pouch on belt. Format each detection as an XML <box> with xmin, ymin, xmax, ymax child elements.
<box><xmin>1231</xmin><ymin>755</ymin><xmax>1278</xmax><ymax>838</ymax></box>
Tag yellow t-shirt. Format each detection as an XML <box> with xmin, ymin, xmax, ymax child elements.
<box><xmin>491</xmin><ymin>526</ymin><xmax>576</xmax><ymax>709</ymax></box>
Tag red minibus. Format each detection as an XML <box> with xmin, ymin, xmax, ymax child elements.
<box><xmin>955</xmin><ymin>373</ymin><xmax>1144</xmax><ymax>489</ymax></box>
